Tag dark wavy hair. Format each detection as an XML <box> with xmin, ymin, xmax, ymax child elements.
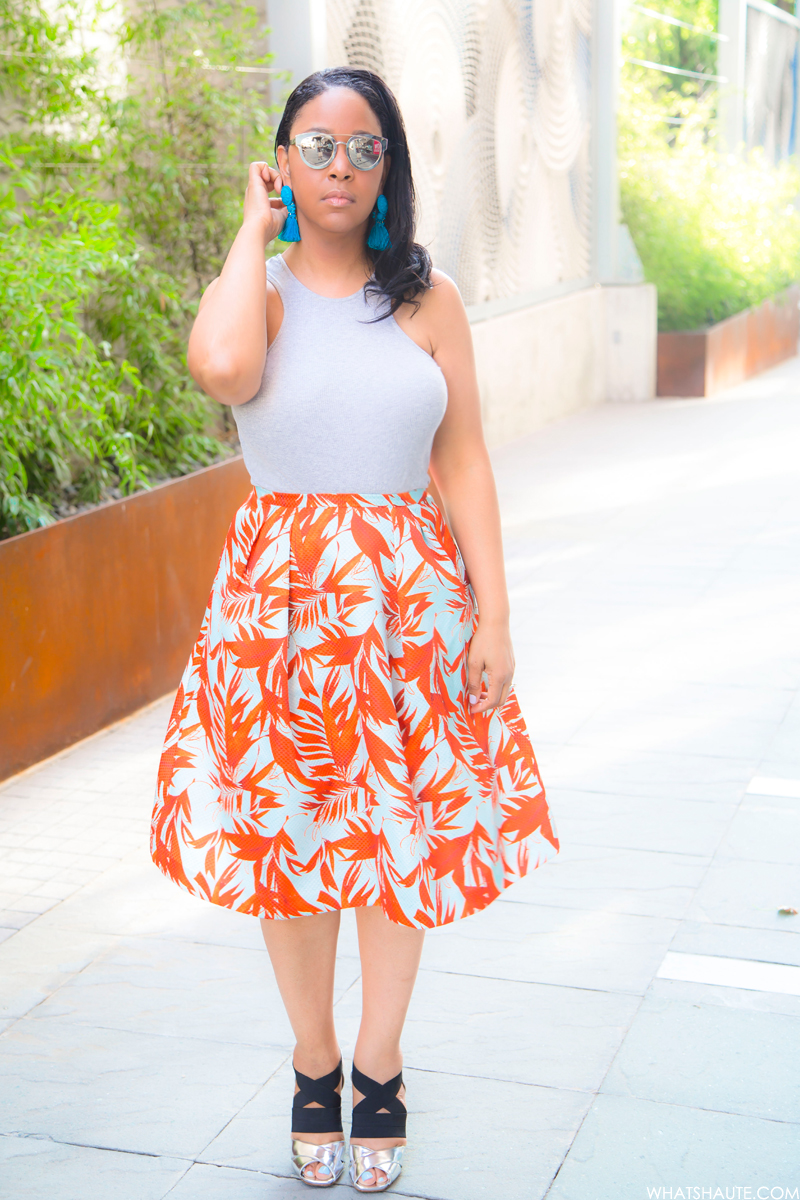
<box><xmin>273</xmin><ymin>67</ymin><xmax>432</xmax><ymax>319</ymax></box>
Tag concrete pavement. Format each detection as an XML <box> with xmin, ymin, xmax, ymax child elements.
<box><xmin>2</xmin><ymin>358</ymin><xmax>800</xmax><ymax>1199</ymax></box>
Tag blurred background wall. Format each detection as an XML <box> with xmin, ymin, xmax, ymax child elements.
<box><xmin>266</xmin><ymin>0</ymin><xmax>658</xmax><ymax>444</ymax></box>
<box><xmin>719</xmin><ymin>0</ymin><xmax>800</xmax><ymax>163</ymax></box>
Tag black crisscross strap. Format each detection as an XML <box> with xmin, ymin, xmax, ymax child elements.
<box><xmin>350</xmin><ymin>1064</ymin><xmax>407</xmax><ymax>1140</ymax></box>
<box><xmin>292</xmin><ymin>1060</ymin><xmax>344</xmax><ymax>1134</ymax></box>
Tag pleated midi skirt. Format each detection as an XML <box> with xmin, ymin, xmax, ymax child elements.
<box><xmin>151</xmin><ymin>486</ymin><xmax>559</xmax><ymax>928</ymax></box>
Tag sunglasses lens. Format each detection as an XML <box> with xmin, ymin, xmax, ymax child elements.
<box><xmin>348</xmin><ymin>136</ymin><xmax>384</xmax><ymax>170</ymax></box>
<box><xmin>296</xmin><ymin>133</ymin><xmax>336</xmax><ymax>168</ymax></box>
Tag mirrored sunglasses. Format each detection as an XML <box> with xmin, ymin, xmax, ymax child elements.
<box><xmin>288</xmin><ymin>132</ymin><xmax>389</xmax><ymax>171</ymax></box>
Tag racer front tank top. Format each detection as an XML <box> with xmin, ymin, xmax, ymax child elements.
<box><xmin>231</xmin><ymin>253</ymin><xmax>449</xmax><ymax>493</ymax></box>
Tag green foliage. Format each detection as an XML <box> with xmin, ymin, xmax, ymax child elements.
<box><xmin>620</xmin><ymin>137</ymin><xmax>800</xmax><ymax>331</ymax></box>
<box><xmin>619</xmin><ymin>1</ymin><xmax>800</xmax><ymax>331</ymax></box>
<box><xmin>108</xmin><ymin>1</ymin><xmax>276</xmax><ymax>293</ymax></box>
<box><xmin>0</xmin><ymin>163</ymin><xmax>223</xmax><ymax>536</ymax></box>
<box><xmin>622</xmin><ymin>0</ymin><xmax>719</xmax><ymax>140</ymax></box>
<box><xmin>0</xmin><ymin>0</ymin><xmax>103</xmax><ymax>138</ymax></box>
<box><xmin>0</xmin><ymin>0</ymin><xmax>276</xmax><ymax>540</ymax></box>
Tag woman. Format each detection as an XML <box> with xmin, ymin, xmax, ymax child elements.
<box><xmin>151</xmin><ymin>66</ymin><xmax>558</xmax><ymax>1193</ymax></box>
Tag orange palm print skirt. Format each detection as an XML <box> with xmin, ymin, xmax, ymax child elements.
<box><xmin>151</xmin><ymin>486</ymin><xmax>558</xmax><ymax>928</ymax></box>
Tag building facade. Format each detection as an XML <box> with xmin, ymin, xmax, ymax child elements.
<box><xmin>267</xmin><ymin>0</ymin><xmax>656</xmax><ymax>444</ymax></box>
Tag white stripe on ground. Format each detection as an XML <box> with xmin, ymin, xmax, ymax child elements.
<box><xmin>746</xmin><ymin>776</ymin><xmax>800</xmax><ymax>798</ymax></box>
<box><xmin>658</xmin><ymin>951</ymin><xmax>800</xmax><ymax>996</ymax></box>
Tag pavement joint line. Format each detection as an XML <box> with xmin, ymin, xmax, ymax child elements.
<box><xmin>551</xmin><ymin>792</ymin><xmax>738</xmax><ymax>811</ymax></box>
<box><xmin>192</xmin><ymin>1158</ymin><xmax>459</xmax><ymax>1200</ymax></box>
<box><xmin>13</xmin><ymin>1018</ymin><xmax>299</xmax><ymax>1053</ymax></box>
<box><xmin>657</xmin><ymin>950</ymin><xmax>800</xmax><ymax>996</ymax></box>
<box><xmin>547</xmin><ymin>840</ymin><xmax>714</xmax><ymax>859</ymax></box>
<box><xmin>401</xmin><ymin>1065</ymin><xmax>596</xmax><ymax>1095</ymax></box>
<box><xmin>160</xmin><ymin>1161</ymin><xmax>194</xmax><ymax>1198</ymax></box>
<box><xmin>3</xmin><ymin>1131</ymin><xmax>445</xmax><ymax>1196</ymax></box>
<box><xmin>589</xmin><ymin>1093</ymin><xmax>800</xmax><ymax>1125</ymax></box>
<box><xmin>0</xmin><ymin>930</ymin><xmax>126</xmax><ymax>1030</ymax></box>
<box><xmin>189</xmin><ymin>1046</ymin><xmax>294</xmax><ymax>1171</ymax></box>
<box><xmin>1</xmin><ymin>1132</ymin><xmax>314</xmax><ymax>1180</ymax></box>
<box><xmin>544</xmin><ymin>1155</ymin><xmax>571</xmax><ymax>1198</ymax></box>
<box><xmin>676</xmin><ymin>918</ymin><xmax>800</xmax><ymax>937</ymax></box>
<box><xmin>494</xmin><ymin>896</ymin><xmax>684</xmax><ymax>920</ymax></box>
<box><xmin>415</xmin><ymin>964</ymin><xmax>650</xmax><ymax>997</ymax></box>
<box><xmin>637</xmin><ymin>789</ymin><xmax>749</xmax><ymax>981</ymax></box>
<box><xmin>333</xmin><ymin>972</ymin><xmax>363</xmax><ymax>1004</ymax></box>
<box><xmin>2</xmin><ymin>1130</ymin><xmax>180</xmax><ymax>1160</ymax></box>
<box><xmin>529</xmin><ymin>784</ymin><xmax>751</xmax><ymax>800</ymax></box>
<box><xmin>557</xmin><ymin>744</ymin><xmax>769</xmax><ymax>766</ymax></box>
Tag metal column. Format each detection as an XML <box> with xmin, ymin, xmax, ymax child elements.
<box><xmin>266</xmin><ymin>0</ymin><xmax>327</xmax><ymax>103</ymax></box>
<box><xmin>718</xmin><ymin>0</ymin><xmax>748</xmax><ymax>152</ymax></box>
<box><xmin>593</xmin><ymin>0</ymin><xmax>622</xmax><ymax>282</ymax></box>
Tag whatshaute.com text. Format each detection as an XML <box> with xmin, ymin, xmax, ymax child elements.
<box><xmin>646</xmin><ymin>1189</ymin><xmax>799</xmax><ymax>1199</ymax></box>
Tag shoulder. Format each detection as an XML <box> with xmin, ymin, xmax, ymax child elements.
<box><xmin>421</xmin><ymin>268</ymin><xmax>463</xmax><ymax>310</ymax></box>
<box><xmin>415</xmin><ymin>269</ymin><xmax>467</xmax><ymax>323</ymax></box>
<box><xmin>410</xmin><ymin>269</ymin><xmax>470</xmax><ymax>349</ymax></box>
<box><xmin>266</xmin><ymin>252</ymin><xmax>284</xmax><ymax>295</ymax></box>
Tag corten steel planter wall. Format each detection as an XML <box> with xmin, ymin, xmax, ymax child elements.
<box><xmin>0</xmin><ymin>456</ymin><xmax>252</xmax><ymax>782</ymax></box>
<box><xmin>657</xmin><ymin>286</ymin><xmax>800</xmax><ymax>397</ymax></box>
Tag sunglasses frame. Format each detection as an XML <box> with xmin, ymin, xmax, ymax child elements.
<box><xmin>288</xmin><ymin>131</ymin><xmax>389</xmax><ymax>172</ymax></box>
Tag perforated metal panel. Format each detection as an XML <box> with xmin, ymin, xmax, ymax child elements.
<box><xmin>744</xmin><ymin>5</ymin><xmax>798</xmax><ymax>162</ymax></box>
<box><xmin>326</xmin><ymin>0</ymin><xmax>593</xmax><ymax>305</ymax></box>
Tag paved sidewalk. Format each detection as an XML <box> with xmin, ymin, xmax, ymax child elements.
<box><xmin>2</xmin><ymin>360</ymin><xmax>800</xmax><ymax>1199</ymax></box>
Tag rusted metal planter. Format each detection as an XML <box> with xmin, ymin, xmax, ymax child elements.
<box><xmin>0</xmin><ymin>457</ymin><xmax>252</xmax><ymax>782</ymax></box>
<box><xmin>657</xmin><ymin>286</ymin><xmax>800</xmax><ymax>397</ymax></box>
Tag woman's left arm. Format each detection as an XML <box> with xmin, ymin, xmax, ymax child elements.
<box><xmin>422</xmin><ymin>271</ymin><xmax>515</xmax><ymax>716</ymax></box>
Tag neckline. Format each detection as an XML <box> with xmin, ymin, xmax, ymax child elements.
<box><xmin>276</xmin><ymin>253</ymin><xmax>371</xmax><ymax>302</ymax></box>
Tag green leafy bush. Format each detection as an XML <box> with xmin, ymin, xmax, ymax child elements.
<box><xmin>620</xmin><ymin>134</ymin><xmax>800</xmax><ymax>331</ymax></box>
<box><xmin>0</xmin><ymin>0</ymin><xmax>276</xmax><ymax>540</ymax></box>
<box><xmin>0</xmin><ymin>164</ymin><xmax>222</xmax><ymax>535</ymax></box>
<box><xmin>622</xmin><ymin>0</ymin><xmax>719</xmax><ymax>134</ymax></box>
<box><xmin>108</xmin><ymin>1</ymin><xmax>276</xmax><ymax>293</ymax></box>
<box><xmin>619</xmin><ymin>1</ymin><xmax>800</xmax><ymax>331</ymax></box>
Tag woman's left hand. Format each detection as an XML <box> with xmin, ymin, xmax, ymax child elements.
<box><xmin>467</xmin><ymin>620</ymin><xmax>515</xmax><ymax>715</ymax></box>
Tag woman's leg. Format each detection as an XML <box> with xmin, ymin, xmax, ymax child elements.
<box><xmin>261</xmin><ymin>911</ymin><xmax>343</xmax><ymax>1183</ymax></box>
<box><xmin>352</xmin><ymin>906</ymin><xmax>425</xmax><ymax>1188</ymax></box>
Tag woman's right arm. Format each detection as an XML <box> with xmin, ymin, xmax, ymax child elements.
<box><xmin>187</xmin><ymin>161</ymin><xmax>286</xmax><ymax>406</ymax></box>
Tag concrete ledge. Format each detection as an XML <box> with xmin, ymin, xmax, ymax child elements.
<box><xmin>471</xmin><ymin>283</ymin><xmax>657</xmax><ymax>447</ymax></box>
<box><xmin>605</xmin><ymin>283</ymin><xmax>658</xmax><ymax>403</ymax></box>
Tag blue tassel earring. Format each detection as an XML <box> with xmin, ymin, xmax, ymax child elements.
<box><xmin>279</xmin><ymin>185</ymin><xmax>301</xmax><ymax>242</ymax></box>
<box><xmin>367</xmin><ymin>194</ymin><xmax>392</xmax><ymax>250</ymax></box>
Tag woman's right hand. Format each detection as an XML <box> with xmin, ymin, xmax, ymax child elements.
<box><xmin>243</xmin><ymin>161</ymin><xmax>287</xmax><ymax>242</ymax></box>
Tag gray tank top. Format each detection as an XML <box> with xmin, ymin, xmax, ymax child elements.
<box><xmin>231</xmin><ymin>254</ymin><xmax>449</xmax><ymax>493</ymax></box>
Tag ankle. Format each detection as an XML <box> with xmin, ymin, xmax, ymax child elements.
<box><xmin>352</xmin><ymin>1043</ymin><xmax>402</xmax><ymax>1084</ymax></box>
<box><xmin>293</xmin><ymin>1042</ymin><xmax>342</xmax><ymax>1080</ymax></box>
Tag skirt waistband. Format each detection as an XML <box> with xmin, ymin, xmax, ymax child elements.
<box><xmin>254</xmin><ymin>486</ymin><xmax>429</xmax><ymax>508</ymax></box>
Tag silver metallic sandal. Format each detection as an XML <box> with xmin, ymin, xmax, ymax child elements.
<box><xmin>348</xmin><ymin>1064</ymin><xmax>407</xmax><ymax>1193</ymax></box>
<box><xmin>290</xmin><ymin>1060</ymin><xmax>346</xmax><ymax>1187</ymax></box>
<box><xmin>349</xmin><ymin>1144</ymin><xmax>405</xmax><ymax>1193</ymax></box>
<box><xmin>291</xmin><ymin>1138</ymin><xmax>346</xmax><ymax>1188</ymax></box>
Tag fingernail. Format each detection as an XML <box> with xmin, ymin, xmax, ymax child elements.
<box><xmin>469</xmin><ymin>694</ymin><xmax>478</xmax><ymax>704</ymax></box>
